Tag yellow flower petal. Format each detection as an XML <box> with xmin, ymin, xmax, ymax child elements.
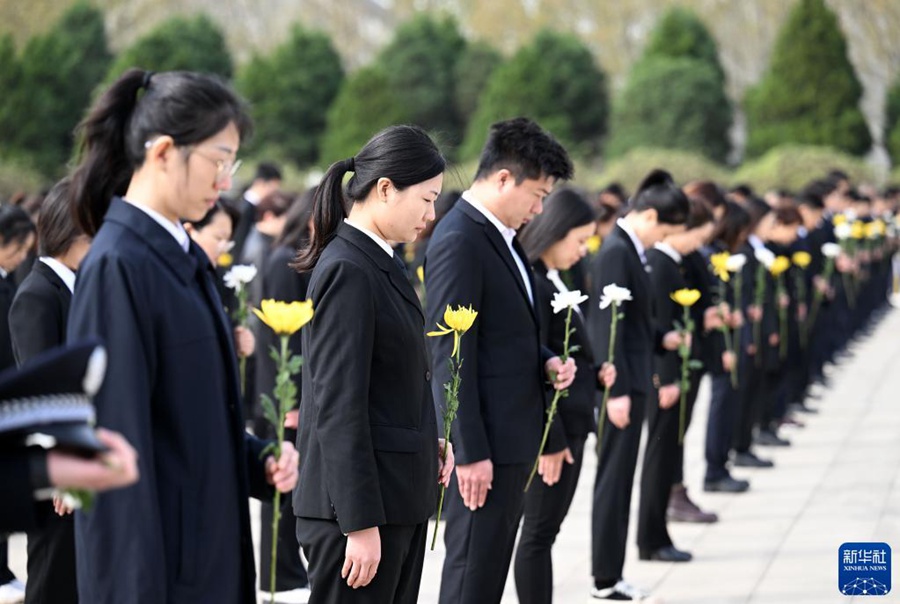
<box><xmin>769</xmin><ymin>256</ymin><xmax>791</xmax><ymax>277</ymax></box>
<box><xmin>670</xmin><ymin>288</ymin><xmax>701</xmax><ymax>307</ymax></box>
<box><xmin>710</xmin><ymin>251</ymin><xmax>731</xmax><ymax>282</ymax></box>
<box><xmin>442</xmin><ymin>305</ymin><xmax>478</xmax><ymax>334</ymax></box>
<box><xmin>791</xmin><ymin>251</ymin><xmax>812</xmax><ymax>269</ymax></box>
<box><xmin>253</xmin><ymin>299</ymin><xmax>314</xmax><ymax>336</ymax></box>
<box><xmin>586</xmin><ymin>235</ymin><xmax>602</xmax><ymax>254</ymax></box>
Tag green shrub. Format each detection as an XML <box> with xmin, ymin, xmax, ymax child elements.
<box><xmin>591</xmin><ymin>147</ymin><xmax>729</xmax><ymax>191</ymax></box>
<box><xmin>732</xmin><ymin>145</ymin><xmax>873</xmax><ymax>191</ymax></box>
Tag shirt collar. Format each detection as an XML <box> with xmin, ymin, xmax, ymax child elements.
<box><xmin>617</xmin><ymin>218</ymin><xmax>647</xmax><ymax>263</ymax></box>
<box><xmin>343</xmin><ymin>218</ymin><xmax>394</xmax><ymax>257</ymax></box>
<box><xmin>654</xmin><ymin>241</ymin><xmax>682</xmax><ymax>264</ymax></box>
<box><xmin>38</xmin><ymin>257</ymin><xmax>76</xmax><ymax>293</ymax></box>
<box><xmin>462</xmin><ymin>190</ymin><xmax>516</xmax><ymax>244</ymax></box>
<box><xmin>748</xmin><ymin>234</ymin><xmax>765</xmax><ymax>251</ymax></box>
<box><xmin>244</xmin><ymin>189</ymin><xmax>261</xmax><ymax>205</ymax></box>
<box><xmin>123</xmin><ymin>199</ymin><xmax>190</xmax><ymax>252</ymax></box>
<box><xmin>0</xmin><ymin>266</ymin><xmax>7</xmax><ymax>279</ymax></box>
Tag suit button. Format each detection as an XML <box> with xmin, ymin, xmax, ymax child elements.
<box><xmin>425</xmin><ymin>370</ymin><xmax>432</xmax><ymax>381</ymax></box>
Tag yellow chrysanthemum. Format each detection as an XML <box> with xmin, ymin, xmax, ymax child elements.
<box><xmin>427</xmin><ymin>304</ymin><xmax>478</xmax><ymax>357</ymax></box>
<box><xmin>710</xmin><ymin>251</ymin><xmax>731</xmax><ymax>282</ymax></box>
<box><xmin>769</xmin><ymin>256</ymin><xmax>791</xmax><ymax>277</ymax></box>
<box><xmin>670</xmin><ymin>288</ymin><xmax>701</xmax><ymax>307</ymax></box>
<box><xmin>832</xmin><ymin>214</ymin><xmax>848</xmax><ymax>227</ymax></box>
<box><xmin>791</xmin><ymin>251</ymin><xmax>812</xmax><ymax>269</ymax></box>
<box><xmin>416</xmin><ymin>265</ymin><xmax>424</xmax><ymax>285</ymax></box>
<box><xmin>217</xmin><ymin>252</ymin><xmax>233</xmax><ymax>268</ymax></box>
<box><xmin>851</xmin><ymin>221</ymin><xmax>865</xmax><ymax>240</ymax></box>
<box><xmin>586</xmin><ymin>235</ymin><xmax>602</xmax><ymax>254</ymax></box>
<box><xmin>253</xmin><ymin>299</ymin><xmax>314</xmax><ymax>336</ymax></box>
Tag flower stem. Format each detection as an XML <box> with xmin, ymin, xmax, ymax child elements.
<box><xmin>431</xmin><ymin>347</ymin><xmax>461</xmax><ymax>551</ymax></box>
<box><xmin>679</xmin><ymin>306</ymin><xmax>690</xmax><ymax>444</ymax></box>
<box><xmin>596</xmin><ymin>304</ymin><xmax>618</xmax><ymax>458</ymax></box>
<box><xmin>268</xmin><ymin>335</ymin><xmax>290</xmax><ymax>603</ymax></box>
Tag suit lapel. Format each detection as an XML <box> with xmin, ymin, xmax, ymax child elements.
<box><xmin>34</xmin><ymin>261</ymin><xmax>72</xmax><ymax>317</ymax></box>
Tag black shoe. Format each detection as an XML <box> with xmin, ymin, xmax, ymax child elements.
<box><xmin>755</xmin><ymin>429</ymin><xmax>791</xmax><ymax>447</ymax></box>
<box><xmin>704</xmin><ymin>476</ymin><xmax>750</xmax><ymax>493</ymax></box>
<box><xmin>639</xmin><ymin>545</ymin><xmax>693</xmax><ymax>562</ymax></box>
<box><xmin>733</xmin><ymin>451</ymin><xmax>775</xmax><ymax>468</ymax></box>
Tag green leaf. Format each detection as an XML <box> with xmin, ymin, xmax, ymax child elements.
<box><xmin>260</xmin><ymin>394</ymin><xmax>279</xmax><ymax>428</ymax></box>
<box><xmin>688</xmin><ymin>359</ymin><xmax>705</xmax><ymax>370</ymax></box>
<box><xmin>258</xmin><ymin>442</ymin><xmax>277</xmax><ymax>461</ymax></box>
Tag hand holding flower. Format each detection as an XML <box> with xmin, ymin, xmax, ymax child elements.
<box><xmin>545</xmin><ymin>356</ymin><xmax>576</xmax><ymax>390</ymax></box>
<box><xmin>606</xmin><ymin>395</ymin><xmax>631</xmax><ymax>429</ymax></box>
<box><xmin>539</xmin><ymin>448</ymin><xmax>574</xmax><ymax>486</ymax></box>
<box><xmin>437</xmin><ymin>439</ymin><xmax>454</xmax><ymax>488</ymax></box>
<box><xmin>597</xmin><ymin>362</ymin><xmax>616</xmax><ymax>389</ymax></box>
<box><xmin>265</xmin><ymin>441</ymin><xmax>299</xmax><ymax>493</ymax></box>
<box><xmin>658</xmin><ymin>384</ymin><xmax>680</xmax><ymax>410</ymax></box>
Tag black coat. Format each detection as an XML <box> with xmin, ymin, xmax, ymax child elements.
<box><xmin>646</xmin><ymin>248</ymin><xmax>686</xmax><ymax>387</ymax></box>
<box><xmin>0</xmin><ymin>273</ymin><xmax>17</xmax><ymax>371</ymax></box>
<box><xmin>532</xmin><ymin>261</ymin><xmax>598</xmax><ymax>440</ymax></box>
<box><xmin>230</xmin><ymin>195</ymin><xmax>257</xmax><ymax>261</ymax></box>
<box><xmin>9</xmin><ymin>261</ymin><xmax>71</xmax><ymax>366</ymax></box>
<box><xmin>293</xmin><ymin>224</ymin><xmax>439</xmax><ymax>534</ymax></box>
<box><xmin>68</xmin><ymin>198</ymin><xmax>272</xmax><ymax>604</ymax></box>
<box><xmin>424</xmin><ymin>198</ymin><xmax>562</xmax><ymax>466</ymax></box>
<box><xmin>587</xmin><ymin>224</ymin><xmax>661</xmax><ymax>399</ymax></box>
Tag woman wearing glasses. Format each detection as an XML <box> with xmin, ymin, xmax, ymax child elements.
<box><xmin>66</xmin><ymin>69</ymin><xmax>298</xmax><ymax>604</ymax></box>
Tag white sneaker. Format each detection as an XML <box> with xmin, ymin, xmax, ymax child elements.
<box><xmin>590</xmin><ymin>579</ymin><xmax>651</xmax><ymax>600</ymax></box>
<box><xmin>258</xmin><ymin>586</ymin><xmax>311</xmax><ymax>604</ymax></box>
<box><xmin>0</xmin><ymin>579</ymin><xmax>26</xmax><ymax>604</ymax></box>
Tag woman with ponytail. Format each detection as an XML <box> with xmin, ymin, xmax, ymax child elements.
<box><xmin>292</xmin><ymin>125</ymin><xmax>453</xmax><ymax>603</ymax></box>
<box><xmin>66</xmin><ymin>69</ymin><xmax>298</xmax><ymax>604</ymax></box>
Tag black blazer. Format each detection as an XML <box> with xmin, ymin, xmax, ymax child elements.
<box><xmin>293</xmin><ymin>224</ymin><xmax>439</xmax><ymax>534</ymax></box>
<box><xmin>68</xmin><ymin>198</ymin><xmax>272</xmax><ymax>604</ymax></box>
<box><xmin>424</xmin><ymin>198</ymin><xmax>562</xmax><ymax>466</ymax></box>
<box><xmin>646</xmin><ymin>248</ymin><xmax>686</xmax><ymax>387</ymax></box>
<box><xmin>230</xmin><ymin>194</ymin><xmax>257</xmax><ymax>261</ymax></box>
<box><xmin>587</xmin><ymin>224</ymin><xmax>661</xmax><ymax>399</ymax></box>
<box><xmin>9</xmin><ymin>261</ymin><xmax>72</xmax><ymax>366</ymax></box>
<box><xmin>533</xmin><ymin>261</ymin><xmax>598</xmax><ymax>440</ymax></box>
<box><xmin>0</xmin><ymin>274</ymin><xmax>16</xmax><ymax>371</ymax></box>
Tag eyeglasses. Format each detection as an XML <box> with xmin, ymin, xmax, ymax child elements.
<box><xmin>187</xmin><ymin>147</ymin><xmax>242</xmax><ymax>186</ymax></box>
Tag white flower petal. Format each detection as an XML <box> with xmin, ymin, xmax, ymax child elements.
<box><xmin>725</xmin><ymin>253</ymin><xmax>747</xmax><ymax>272</ymax></box>
<box><xmin>551</xmin><ymin>290</ymin><xmax>589</xmax><ymax>314</ymax></box>
<box><xmin>822</xmin><ymin>242</ymin><xmax>841</xmax><ymax>258</ymax></box>
<box><xmin>223</xmin><ymin>264</ymin><xmax>258</xmax><ymax>290</ymax></box>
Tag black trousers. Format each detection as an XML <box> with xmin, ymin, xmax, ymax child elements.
<box><xmin>672</xmin><ymin>369</ymin><xmax>704</xmax><ymax>486</ymax></box>
<box><xmin>0</xmin><ymin>538</ymin><xmax>14</xmax><ymax>584</ymax></box>
<box><xmin>636</xmin><ymin>394</ymin><xmax>680</xmax><ymax>553</ymax></box>
<box><xmin>26</xmin><ymin>511</ymin><xmax>77</xmax><ymax>603</ymax></box>
<box><xmin>591</xmin><ymin>392</ymin><xmax>647</xmax><ymax>585</ymax></box>
<box><xmin>733</xmin><ymin>352</ymin><xmax>766</xmax><ymax>453</ymax></box>
<box><xmin>514</xmin><ymin>435</ymin><xmax>587</xmax><ymax>604</ymax></box>
<box><xmin>260</xmin><ymin>497</ymin><xmax>308</xmax><ymax>592</ymax></box>
<box><xmin>704</xmin><ymin>374</ymin><xmax>738</xmax><ymax>483</ymax></box>
<box><xmin>295</xmin><ymin>518</ymin><xmax>426</xmax><ymax>604</ymax></box>
<box><xmin>439</xmin><ymin>463</ymin><xmax>531</xmax><ymax>604</ymax></box>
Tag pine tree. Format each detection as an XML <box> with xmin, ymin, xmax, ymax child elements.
<box><xmin>641</xmin><ymin>7</ymin><xmax>726</xmax><ymax>84</ymax></box>
<box><xmin>744</xmin><ymin>0</ymin><xmax>871</xmax><ymax>158</ymax></box>
<box><xmin>462</xmin><ymin>29</ymin><xmax>607</xmax><ymax>159</ymax></box>
<box><xmin>237</xmin><ymin>24</ymin><xmax>343</xmax><ymax>167</ymax></box>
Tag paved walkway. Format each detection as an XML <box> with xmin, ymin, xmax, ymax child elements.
<box><xmin>8</xmin><ymin>307</ymin><xmax>900</xmax><ymax>603</ymax></box>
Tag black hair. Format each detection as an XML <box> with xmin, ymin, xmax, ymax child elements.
<box><xmin>0</xmin><ymin>204</ymin><xmax>36</xmax><ymax>248</ymax></box>
<box><xmin>254</xmin><ymin>162</ymin><xmax>282</xmax><ymax>182</ymax></box>
<box><xmin>744</xmin><ymin>195</ymin><xmax>772</xmax><ymax>231</ymax></box>
<box><xmin>420</xmin><ymin>189</ymin><xmax>461</xmax><ymax>241</ymax></box>
<box><xmin>802</xmin><ymin>179</ymin><xmax>834</xmax><ymax>202</ymax></box>
<box><xmin>826</xmin><ymin>169</ymin><xmax>849</xmax><ymax>185</ymax></box>
<box><xmin>685</xmin><ymin>197</ymin><xmax>715</xmax><ymax>230</ymax></box>
<box><xmin>796</xmin><ymin>188</ymin><xmax>825</xmax><ymax>210</ymax></box>
<box><xmin>683</xmin><ymin>180</ymin><xmax>728</xmax><ymax>210</ymax></box>
<box><xmin>294</xmin><ymin>124</ymin><xmax>445</xmax><ymax>272</ymax></box>
<box><xmin>519</xmin><ymin>187</ymin><xmax>596</xmax><ymax>262</ymax></box>
<box><xmin>629</xmin><ymin>169</ymin><xmax>690</xmax><ymax>225</ymax></box>
<box><xmin>185</xmin><ymin>200</ymin><xmax>239</xmax><ymax>232</ymax></box>
<box><xmin>711</xmin><ymin>200</ymin><xmax>751</xmax><ymax>253</ymax></box>
<box><xmin>276</xmin><ymin>186</ymin><xmax>317</xmax><ymax>248</ymax></box>
<box><xmin>473</xmin><ymin>117</ymin><xmax>573</xmax><ymax>184</ymax></box>
<box><xmin>772</xmin><ymin>205</ymin><xmax>802</xmax><ymax>226</ymax></box>
<box><xmin>255</xmin><ymin>190</ymin><xmax>294</xmax><ymax>222</ymax></box>
<box><xmin>729</xmin><ymin>184</ymin><xmax>755</xmax><ymax>199</ymax></box>
<box><xmin>70</xmin><ymin>68</ymin><xmax>253</xmax><ymax>237</ymax></box>
<box><xmin>37</xmin><ymin>178</ymin><xmax>84</xmax><ymax>257</ymax></box>
<box><xmin>599</xmin><ymin>183</ymin><xmax>628</xmax><ymax>206</ymax></box>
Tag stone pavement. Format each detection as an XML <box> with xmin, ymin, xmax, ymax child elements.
<box><xmin>7</xmin><ymin>307</ymin><xmax>900</xmax><ymax>603</ymax></box>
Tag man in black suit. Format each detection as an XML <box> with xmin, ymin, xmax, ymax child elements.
<box><xmin>425</xmin><ymin>117</ymin><xmax>576</xmax><ymax>604</ymax></box>
<box><xmin>587</xmin><ymin>170</ymin><xmax>689</xmax><ymax>601</ymax></box>
<box><xmin>9</xmin><ymin>178</ymin><xmax>90</xmax><ymax>604</ymax></box>
<box><xmin>230</xmin><ymin>162</ymin><xmax>282</xmax><ymax>260</ymax></box>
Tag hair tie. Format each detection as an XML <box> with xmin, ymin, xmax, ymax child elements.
<box><xmin>346</xmin><ymin>157</ymin><xmax>355</xmax><ymax>172</ymax></box>
<box><xmin>141</xmin><ymin>71</ymin><xmax>155</xmax><ymax>90</ymax></box>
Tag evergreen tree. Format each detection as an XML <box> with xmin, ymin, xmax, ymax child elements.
<box><xmin>453</xmin><ymin>41</ymin><xmax>502</xmax><ymax>128</ymax></box>
<box><xmin>376</xmin><ymin>14</ymin><xmax>467</xmax><ymax>150</ymax></box>
<box><xmin>237</xmin><ymin>25</ymin><xmax>343</xmax><ymax>167</ymax></box>
<box><xmin>319</xmin><ymin>66</ymin><xmax>406</xmax><ymax>164</ymax></box>
<box><xmin>884</xmin><ymin>79</ymin><xmax>900</xmax><ymax>163</ymax></box>
<box><xmin>462</xmin><ymin>29</ymin><xmax>607</xmax><ymax>159</ymax></box>
<box><xmin>606</xmin><ymin>57</ymin><xmax>731</xmax><ymax>162</ymax></box>
<box><xmin>106</xmin><ymin>14</ymin><xmax>232</xmax><ymax>82</ymax></box>
<box><xmin>641</xmin><ymin>7</ymin><xmax>725</xmax><ymax>84</ymax></box>
<box><xmin>6</xmin><ymin>3</ymin><xmax>112</xmax><ymax>176</ymax></box>
<box><xmin>744</xmin><ymin>0</ymin><xmax>871</xmax><ymax>158</ymax></box>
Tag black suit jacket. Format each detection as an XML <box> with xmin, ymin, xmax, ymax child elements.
<box><xmin>587</xmin><ymin>224</ymin><xmax>661</xmax><ymax>399</ymax></box>
<box><xmin>293</xmin><ymin>224</ymin><xmax>439</xmax><ymax>534</ymax></box>
<box><xmin>9</xmin><ymin>261</ymin><xmax>71</xmax><ymax>366</ymax></box>
<box><xmin>424</xmin><ymin>198</ymin><xmax>562</xmax><ymax>466</ymax></box>
<box><xmin>231</xmin><ymin>194</ymin><xmax>257</xmax><ymax>261</ymax></box>
<box><xmin>0</xmin><ymin>274</ymin><xmax>16</xmax><ymax>371</ymax></box>
<box><xmin>69</xmin><ymin>198</ymin><xmax>271</xmax><ymax>604</ymax></box>
<box><xmin>646</xmin><ymin>248</ymin><xmax>686</xmax><ymax>387</ymax></box>
<box><xmin>533</xmin><ymin>261</ymin><xmax>598</xmax><ymax>440</ymax></box>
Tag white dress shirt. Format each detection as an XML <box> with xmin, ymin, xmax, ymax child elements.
<box><xmin>653</xmin><ymin>241</ymin><xmax>682</xmax><ymax>265</ymax></box>
<box><xmin>344</xmin><ymin>218</ymin><xmax>393</xmax><ymax>257</ymax></box>
<box><xmin>617</xmin><ymin>217</ymin><xmax>647</xmax><ymax>265</ymax></box>
<box><xmin>462</xmin><ymin>190</ymin><xmax>533</xmax><ymax>304</ymax></box>
<box><xmin>124</xmin><ymin>199</ymin><xmax>190</xmax><ymax>252</ymax></box>
<box><xmin>39</xmin><ymin>257</ymin><xmax>76</xmax><ymax>293</ymax></box>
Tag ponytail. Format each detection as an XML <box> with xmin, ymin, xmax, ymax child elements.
<box><xmin>69</xmin><ymin>68</ymin><xmax>252</xmax><ymax>237</ymax></box>
<box><xmin>293</xmin><ymin>158</ymin><xmax>353</xmax><ymax>272</ymax></box>
<box><xmin>70</xmin><ymin>68</ymin><xmax>146</xmax><ymax>237</ymax></box>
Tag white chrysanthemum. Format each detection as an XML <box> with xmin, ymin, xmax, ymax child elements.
<box><xmin>725</xmin><ymin>253</ymin><xmax>747</xmax><ymax>272</ymax></box>
<box><xmin>223</xmin><ymin>264</ymin><xmax>258</xmax><ymax>290</ymax></box>
<box><xmin>821</xmin><ymin>242</ymin><xmax>841</xmax><ymax>258</ymax></box>
<box><xmin>754</xmin><ymin>247</ymin><xmax>775</xmax><ymax>269</ymax></box>
<box><xmin>599</xmin><ymin>284</ymin><xmax>632</xmax><ymax>310</ymax></box>
<box><xmin>834</xmin><ymin>224</ymin><xmax>852</xmax><ymax>240</ymax></box>
<box><xmin>550</xmin><ymin>290</ymin><xmax>589</xmax><ymax>314</ymax></box>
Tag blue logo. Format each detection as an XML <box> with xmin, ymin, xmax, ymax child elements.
<box><xmin>839</xmin><ymin>542</ymin><xmax>891</xmax><ymax>596</ymax></box>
